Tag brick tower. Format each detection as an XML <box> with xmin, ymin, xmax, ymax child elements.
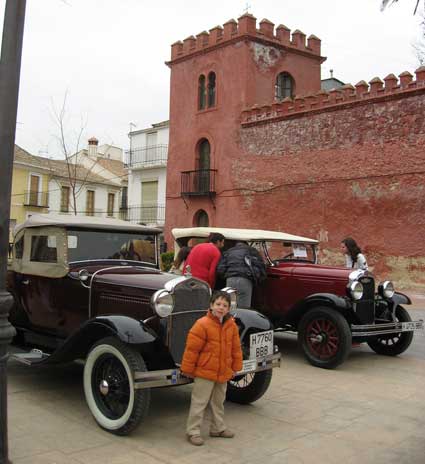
<box><xmin>164</xmin><ymin>13</ymin><xmax>325</xmax><ymax>244</ymax></box>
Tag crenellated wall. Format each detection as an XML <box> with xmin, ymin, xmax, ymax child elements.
<box><xmin>169</xmin><ymin>13</ymin><xmax>323</xmax><ymax>64</ymax></box>
<box><xmin>165</xmin><ymin>12</ymin><xmax>425</xmax><ymax>289</ymax></box>
<box><xmin>241</xmin><ymin>67</ymin><xmax>425</xmax><ymax>125</ymax></box>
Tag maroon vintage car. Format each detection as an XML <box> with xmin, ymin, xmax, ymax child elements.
<box><xmin>173</xmin><ymin>227</ymin><xmax>424</xmax><ymax>369</ymax></box>
<box><xmin>7</xmin><ymin>215</ymin><xmax>280</xmax><ymax>435</ymax></box>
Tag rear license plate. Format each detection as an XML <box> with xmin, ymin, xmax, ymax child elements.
<box><xmin>250</xmin><ymin>330</ymin><xmax>273</xmax><ymax>359</ymax></box>
<box><xmin>400</xmin><ymin>321</ymin><xmax>423</xmax><ymax>332</ymax></box>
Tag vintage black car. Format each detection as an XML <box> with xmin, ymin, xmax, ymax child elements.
<box><xmin>7</xmin><ymin>214</ymin><xmax>280</xmax><ymax>435</ymax></box>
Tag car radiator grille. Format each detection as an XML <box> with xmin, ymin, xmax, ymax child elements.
<box><xmin>355</xmin><ymin>276</ymin><xmax>375</xmax><ymax>324</ymax></box>
<box><xmin>167</xmin><ymin>278</ymin><xmax>211</xmax><ymax>365</ymax></box>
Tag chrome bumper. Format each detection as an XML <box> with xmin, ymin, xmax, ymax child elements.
<box><xmin>133</xmin><ymin>353</ymin><xmax>281</xmax><ymax>390</ymax></box>
<box><xmin>351</xmin><ymin>319</ymin><xmax>424</xmax><ymax>337</ymax></box>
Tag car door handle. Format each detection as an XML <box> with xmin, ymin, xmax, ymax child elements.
<box><xmin>21</xmin><ymin>279</ymin><xmax>29</xmax><ymax>285</ymax></box>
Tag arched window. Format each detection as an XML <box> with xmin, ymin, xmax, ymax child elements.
<box><xmin>275</xmin><ymin>72</ymin><xmax>295</xmax><ymax>100</ymax></box>
<box><xmin>207</xmin><ymin>72</ymin><xmax>216</xmax><ymax>107</ymax></box>
<box><xmin>197</xmin><ymin>139</ymin><xmax>210</xmax><ymax>193</ymax></box>
<box><xmin>198</xmin><ymin>75</ymin><xmax>206</xmax><ymax>110</ymax></box>
<box><xmin>194</xmin><ymin>209</ymin><xmax>209</xmax><ymax>227</ymax></box>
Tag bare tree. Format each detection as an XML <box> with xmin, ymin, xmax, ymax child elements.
<box><xmin>381</xmin><ymin>0</ymin><xmax>422</xmax><ymax>15</ymax></box>
<box><xmin>381</xmin><ymin>1</ymin><xmax>425</xmax><ymax>64</ymax></box>
<box><xmin>413</xmin><ymin>14</ymin><xmax>425</xmax><ymax>64</ymax></box>
<box><xmin>50</xmin><ymin>92</ymin><xmax>107</xmax><ymax>215</ymax></box>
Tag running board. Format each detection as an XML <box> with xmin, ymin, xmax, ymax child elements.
<box><xmin>9</xmin><ymin>349</ymin><xmax>50</xmax><ymax>366</ymax></box>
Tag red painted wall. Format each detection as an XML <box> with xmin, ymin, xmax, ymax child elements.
<box><xmin>165</xmin><ymin>14</ymin><xmax>425</xmax><ymax>288</ymax></box>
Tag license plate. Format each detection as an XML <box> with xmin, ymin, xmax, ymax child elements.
<box><xmin>400</xmin><ymin>321</ymin><xmax>423</xmax><ymax>332</ymax></box>
<box><xmin>250</xmin><ymin>330</ymin><xmax>273</xmax><ymax>360</ymax></box>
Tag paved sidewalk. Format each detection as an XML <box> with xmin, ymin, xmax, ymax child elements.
<box><xmin>7</xmin><ymin>314</ymin><xmax>425</xmax><ymax>464</ymax></box>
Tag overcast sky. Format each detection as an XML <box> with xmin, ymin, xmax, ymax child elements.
<box><xmin>0</xmin><ymin>0</ymin><xmax>423</xmax><ymax>158</ymax></box>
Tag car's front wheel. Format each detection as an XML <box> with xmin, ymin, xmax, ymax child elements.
<box><xmin>367</xmin><ymin>305</ymin><xmax>414</xmax><ymax>356</ymax></box>
<box><xmin>83</xmin><ymin>336</ymin><xmax>150</xmax><ymax>435</ymax></box>
<box><xmin>226</xmin><ymin>339</ymin><xmax>273</xmax><ymax>404</ymax></box>
<box><xmin>298</xmin><ymin>307</ymin><xmax>352</xmax><ymax>369</ymax></box>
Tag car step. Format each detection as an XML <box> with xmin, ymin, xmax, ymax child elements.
<box><xmin>9</xmin><ymin>348</ymin><xmax>50</xmax><ymax>366</ymax></box>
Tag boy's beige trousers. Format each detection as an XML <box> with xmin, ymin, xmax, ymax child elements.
<box><xmin>186</xmin><ymin>377</ymin><xmax>227</xmax><ymax>436</ymax></box>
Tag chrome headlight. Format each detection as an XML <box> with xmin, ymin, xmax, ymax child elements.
<box><xmin>151</xmin><ymin>289</ymin><xmax>174</xmax><ymax>318</ymax></box>
<box><xmin>350</xmin><ymin>281</ymin><xmax>364</xmax><ymax>300</ymax></box>
<box><xmin>381</xmin><ymin>281</ymin><xmax>395</xmax><ymax>299</ymax></box>
<box><xmin>221</xmin><ymin>287</ymin><xmax>238</xmax><ymax>311</ymax></box>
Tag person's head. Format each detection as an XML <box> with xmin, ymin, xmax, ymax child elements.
<box><xmin>209</xmin><ymin>291</ymin><xmax>231</xmax><ymax>321</ymax></box>
<box><xmin>341</xmin><ymin>237</ymin><xmax>362</xmax><ymax>261</ymax></box>
<box><xmin>173</xmin><ymin>246</ymin><xmax>191</xmax><ymax>267</ymax></box>
<box><xmin>208</xmin><ymin>232</ymin><xmax>225</xmax><ymax>249</ymax></box>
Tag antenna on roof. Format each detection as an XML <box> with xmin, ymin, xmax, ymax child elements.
<box><xmin>330</xmin><ymin>69</ymin><xmax>334</xmax><ymax>78</ymax></box>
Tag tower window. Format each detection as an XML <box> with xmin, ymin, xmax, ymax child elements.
<box><xmin>275</xmin><ymin>72</ymin><xmax>295</xmax><ymax>100</ymax></box>
<box><xmin>207</xmin><ymin>72</ymin><xmax>216</xmax><ymax>107</ymax></box>
<box><xmin>198</xmin><ymin>75</ymin><xmax>206</xmax><ymax>110</ymax></box>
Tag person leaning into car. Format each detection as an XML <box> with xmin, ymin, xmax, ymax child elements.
<box><xmin>217</xmin><ymin>241</ymin><xmax>267</xmax><ymax>308</ymax></box>
<box><xmin>183</xmin><ymin>233</ymin><xmax>225</xmax><ymax>287</ymax></box>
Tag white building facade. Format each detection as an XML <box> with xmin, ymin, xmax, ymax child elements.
<box><xmin>126</xmin><ymin>121</ymin><xmax>169</xmax><ymax>228</ymax></box>
<box><xmin>48</xmin><ymin>159</ymin><xmax>121</xmax><ymax>219</ymax></box>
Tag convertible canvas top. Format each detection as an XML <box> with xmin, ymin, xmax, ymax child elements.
<box><xmin>172</xmin><ymin>227</ymin><xmax>318</xmax><ymax>244</ymax></box>
<box><xmin>14</xmin><ymin>214</ymin><xmax>161</xmax><ymax>235</ymax></box>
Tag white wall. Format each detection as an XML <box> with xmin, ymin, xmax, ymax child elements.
<box><xmin>48</xmin><ymin>178</ymin><xmax>120</xmax><ymax>217</ymax></box>
<box><xmin>128</xmin><ymin>167</ymin><xmax>167</xmax><ymax>208</ymax></box>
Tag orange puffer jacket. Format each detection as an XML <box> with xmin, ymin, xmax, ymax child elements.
<box><xmin>181</xmin><ymin>311</ymin><xmax>243</xmax><ymax>383</ymax></box>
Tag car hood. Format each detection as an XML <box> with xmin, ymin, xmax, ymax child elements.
<box><xmin>93</xmin><ymin>267</ymin><xmax>177</xmax><ymax>291</ymax></box>
<box><xmin>278</xmin><ymin>262</ymin><xmax>353</xmax><ymax>281</ymax></box>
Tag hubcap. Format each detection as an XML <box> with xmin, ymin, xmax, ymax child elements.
<box><xmin>306</xmin><ymin>318</ymin><xmax>340</xmax><ymax>359</ymax></box>
<box><xmin>99</xmin><ymin>380</ymin><xmax>109</xmax><ymax>396</ymax></box>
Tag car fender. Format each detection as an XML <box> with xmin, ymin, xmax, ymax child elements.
<box><xmin>40</xmin><ymin>316</ymin><xmax>159</xmax><ymax>365</ymax></box>
<box><xmin>231</xmin><ymin>308</ymin><xmax>273</xmax><ymax>341</ymax></box>
<box><xmin>391</xmin><ymin>292</ymin><xmax>411</xmax><ymax>307</ymax></box>
<box><xmin>287</xmin><ymin>293</ymin><xmax>352</xmax><ymax>327</ymax></box>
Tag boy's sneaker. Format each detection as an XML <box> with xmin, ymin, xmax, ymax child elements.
<box><xmin>210</xmin><ymin>429</ymin><xmax>235</xmax><ymax>438</ymax></box>
<box><xmin>187</xmin><ymin>435</ymin><xmax>204</xmax><ymax>446</ymax></box>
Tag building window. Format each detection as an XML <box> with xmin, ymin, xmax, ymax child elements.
<box><xmin>86</xmin><ymin>190</ymin><xmax>95</xmax><ymax>216</ymax></box>
<box><xmin>107</xmin><ymin>193</ymin><xmax>115</xmax><ymax>217</ymax></box>
<box><xmin>120</xmin><ymin>186</ymin><xmax>128</xmax><ymax>210</ymax></box>
<box><xmin>275</xmin><ymin>72</ymin><xmax>295</xmax><ymax>100</ymax></box>
<box><xmin>196</xmin><ymin>139</ymin><xmax>211</xmax><ymax>193</ymax></box>
<box><xmin>198</xmin><ymin>75</ymin><xmax>206</xmax><ymax>110</ymax></box>
<box><xmin>28</xmin><ymin>174</ymin><xmax>41</xmax><ymax>206</ymax></box>
<box><xmin>194</xmin><ymin>209</ymin><xmax>209</xmax><ymax>227</ymax></box>
<box><xmin>60</xmin><ymin>186</ymin><xmax>70</xmax><ymax>213</ymax></box>
<box><xmin>207</xmin><ymin>72</ymin><xmax>216</xmax><ymax>107</ymax></box>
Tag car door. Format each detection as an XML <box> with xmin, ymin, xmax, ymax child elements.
<box><xmin>14</xmin><ymin>227</ymin><xmax>69</xmax><ymax>334</ymax></box>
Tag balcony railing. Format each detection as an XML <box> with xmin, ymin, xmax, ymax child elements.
<box><xmin>119</xmin><ymin>204</ymin><xmax>165</xmax><ymax>226</ymax></box>
<box><xmin>23</xmin><ymin>190</ymin><xmax>49</xmax><ymax>208</ymax></box>
<box><xmin>125</xmin><ymin>144</ymin><xmax>168</xmax><ymax>168</ymax></box>
<box><xmin>181</xmin><ymin>169</ymin><xmax>217</xmax><ymax>196</ymax></box>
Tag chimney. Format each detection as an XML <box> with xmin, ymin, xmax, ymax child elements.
<box><xmin>88</xmin><ymin>137</ymin><xmax>99</xmax><ymax>157</ymax></box>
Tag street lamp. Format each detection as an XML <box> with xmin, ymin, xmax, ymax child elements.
<box><xmin>0</xmin><ymin>1</ymin><xmax>27</xmax><ymax>463</ymax></box>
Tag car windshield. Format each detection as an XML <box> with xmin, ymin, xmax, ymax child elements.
<box><xmin>67</xmin><ymin>228</ymin><xmax>157</xmax><ymax>265</ymax></box>
<box><xmin>259</xmin><ymin>241</ymin><xmax>316</xmax><ymax>264</ymax></box>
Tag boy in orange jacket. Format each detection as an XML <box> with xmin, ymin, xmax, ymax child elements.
<box><xmin>181</xmin><ymin>291</ymin><xmax>243</xmax><ymax>446</ymax></box>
